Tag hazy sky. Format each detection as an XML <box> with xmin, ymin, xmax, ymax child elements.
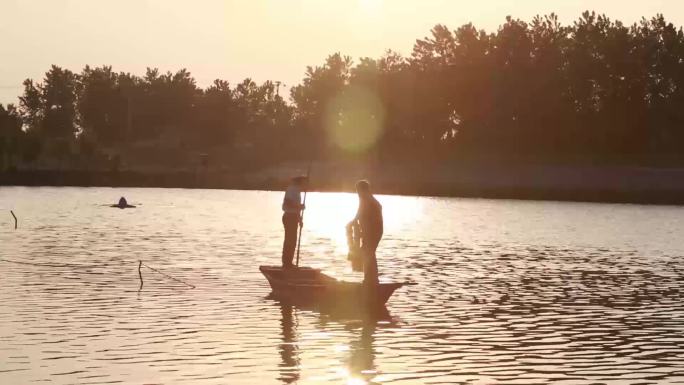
<box><xmin>1</xmin><ymin>0</ymin><xmax>683</xmax><ymax>104</ymax></box>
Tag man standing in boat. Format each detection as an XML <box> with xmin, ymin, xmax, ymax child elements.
<box><xmin>348</xmin><ymin>180</ymin><xmax>383</xmax><ymax>285</ymax></box>
<box><xmin>282</xmin><ymin>175</ymin><xmax>307</xmax><ymax>268</ymax></box>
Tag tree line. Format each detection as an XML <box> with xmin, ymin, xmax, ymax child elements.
<box><xmin>2</xmin><ymin>12</ymin><xmax>684</xmax><ymax>172</ymax></box>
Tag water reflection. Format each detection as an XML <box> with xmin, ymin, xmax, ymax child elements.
<box><xmin>273</xmin><ymin>297</ymin><xmax>392</xmax><ymax>385</ymax></box>
<box><xmin>278</xmin><ymin>304</ymin><xmax>300</xmax><ymax>384</ymax></box>
<box><xmin>347</xmin><ymin>319</ymin><xmax>379</xmax><ymax>385</ymax></box>
<box><xmin>2</xmin><ymin>188</ymin><xmax>684</xmax><ymax>384</ymax></box>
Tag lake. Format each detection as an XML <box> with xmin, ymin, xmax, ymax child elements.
<box><xmin>1</xmin><ymin>187</ymin><xmax>683</xmax><ymax>384</ymax></box>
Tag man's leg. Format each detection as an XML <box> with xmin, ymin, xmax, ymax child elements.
<box><xmin>282</xmin><ymin>214</ymin><xmax>297</xmax><ymax>267</ymax></box>
<box><xmin>362</xmin><ymin>237</ymin><xmax>380</xmax><ymax>285</ymax></box>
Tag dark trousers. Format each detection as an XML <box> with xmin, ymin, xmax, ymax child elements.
<box><xmin>361</xmin><ymin>235</ymin><xmax>381</xmax><ymax>285</ymax></box>
<box><xmin>282</xmin><ymin>213</ymin><xmax>300</xmax><ymax>267</ymax></box>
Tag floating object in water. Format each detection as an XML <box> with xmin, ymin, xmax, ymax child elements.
<box><xmin>259</xmin><ymin>265</ymin><xmax>411</xmax><ymax>307</ymax></box>
<box><xmin>111</xmin><ymin>197</ymin><xmax>136</xmax><ymax>209</ymax></box>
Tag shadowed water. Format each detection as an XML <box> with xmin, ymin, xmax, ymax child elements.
<box><xmin>1</xmin><ymin>187</ymin><xmax>683</xmax><ymax>384</ymax></box>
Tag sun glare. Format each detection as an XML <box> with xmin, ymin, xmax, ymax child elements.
<box><xmin>304</xmin><ymin>192</ymin><xmax>424</xmax><ymax>256</ymax></box>
<box><xmin>305</xmin><ymin>193</ymin><xmax>358</xmax><ymax>255</ymax></box>
<box><xmin>347</xmin><ymin>377</ymin><xmax>368</xmax><ymax>385</ymax></box>
<box><xmin>358</xmin><ymin>0</ymin><xmax>383</xmax><ymax>13</ymax></box>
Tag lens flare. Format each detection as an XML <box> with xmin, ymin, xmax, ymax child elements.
<box><xmin>325</xmin><ymin>86</ymin><xmax>385</xmax><ymax>153</ymax></box>
<box><xmin>358</xmin><ymin>0</ymin><xmax>382</xmax><ymax>13</ymax></box>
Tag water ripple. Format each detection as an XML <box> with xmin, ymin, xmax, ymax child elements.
<box><xmin>1</xmin><ymin>187</ymin><xmax>683</xmax><ymax>384</ymax></box>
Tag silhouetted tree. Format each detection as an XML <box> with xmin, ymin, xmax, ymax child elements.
<box><xmin>17</xmin><ymin>65</ymin><xmax>78</xmax><ymax>166</ymax></box>
<box><xmin>4</xmin><ymin>12</ymin><xmax>684</xmax><ymax>171</ymax></box>
<box><xmin>77</xmin><ymin>65</ymin><xmax>128</xmax><ymax>146</ymax></box>
<box><xmin>0</xmin><ymin>104</ymin><xmax>23</xmax><ymax>170</ymax></box>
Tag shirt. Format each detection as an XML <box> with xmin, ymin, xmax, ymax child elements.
<box><xmin>354</xmin><ymin>195</ymin><xmax>383</xmax><ymax>239</ymax></box>
<box><xmin>282</xmin><ymin>184</ymin><xmax>302</xmax><ymax>214</ymax></box>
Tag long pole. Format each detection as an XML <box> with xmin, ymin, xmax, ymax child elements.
<box><xmin>295</xmin><ymin>164</ymin><xmax>311</xmax><ymax>267</ymax></box>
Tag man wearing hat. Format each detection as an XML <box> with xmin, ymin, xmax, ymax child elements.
<box><xmin>281</xmin><ymin>175</ymin><xmax>307</xmax><ymax>268</ymax></box>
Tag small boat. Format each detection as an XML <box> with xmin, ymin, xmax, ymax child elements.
<box><xmin>259</xmin><ymin>265</ymin><xmax>410</xmax><ymax>307</ymax></box>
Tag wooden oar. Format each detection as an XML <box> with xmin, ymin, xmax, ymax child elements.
<box><xmin>295</xmin><ymin>164</ymin><xmax>312</xmax><ymax>267</ymax></box>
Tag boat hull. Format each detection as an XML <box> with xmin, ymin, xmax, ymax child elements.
<box><xmin>259</xmin><ymin>266</ymin><xmax>405</xmax><ymax>307</ymax></box>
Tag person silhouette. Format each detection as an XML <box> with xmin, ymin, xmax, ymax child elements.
<box><xmin>112</xmin><ymin>197</ymin><xmax>135</xmax><ymax>209</ymax></box>
<box><xmin>281</xmin><ymin>176</ymin><xmax>307</xmax><ymax>268</ymax></box>
<box><xmin>348</xmin><ymin>180</ymin><xmax>383</xmax><ymax>285</ymax></box>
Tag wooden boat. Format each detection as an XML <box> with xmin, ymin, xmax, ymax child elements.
<box><xmin>259</xmin><ymin>265</ymin><xmax>410</xmax><ymax>307</ymax></box>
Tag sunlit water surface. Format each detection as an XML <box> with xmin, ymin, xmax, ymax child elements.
<box><xmin>1</xmin><ymin>187</ymin><xmax>683</xmax><ymax>384</ymax></box>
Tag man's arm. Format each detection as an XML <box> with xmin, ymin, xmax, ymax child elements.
<box><xmin>348</xmin><ymin>203</ymin><xmax>361</xmax><ymax>227</ymax></box>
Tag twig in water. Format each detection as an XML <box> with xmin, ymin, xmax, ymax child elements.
<box><xmin>138</xmin><ymin>260</ymin><xmax>143</xmax><ymax>290</ymax></box>
<box><xmin>10</xmin><ymin>210</ymin><xmax>17</xmax><ymax>229</ymax></box>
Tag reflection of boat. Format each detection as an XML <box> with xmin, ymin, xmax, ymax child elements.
<box><xmin>267</xmin><ymin>293</ymin><xmax>391</xmax><ymax>321</ymax></box>
<box><xmin>272</xmin><ymin>297</ymin><xmax>389</xmax><ymax>385</ymax></box>
<box><xmin>260</xmin><ymin>266</ymin><xmax>409</xmax><ymax>307</ymax></box>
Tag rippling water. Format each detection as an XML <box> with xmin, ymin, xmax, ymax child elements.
<box><xmin>1</xmin><ymin>186</ymin><xmax>683</xmax><ymax>384</ymax></box>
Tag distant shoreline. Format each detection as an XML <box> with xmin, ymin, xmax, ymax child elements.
<box><xmin>3</xmin><ymin>166</ymin><xmax>684</xmax><ymax>205</ymax></box>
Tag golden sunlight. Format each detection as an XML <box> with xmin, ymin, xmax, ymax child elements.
<box><xmin>305</xmin><ymin>192</ymin><xmax>424</xmax><ymax>255</ymax></box>
<box><xmin>306</xmin><ymin>193</ymin><xmax>359</xmax><ymax>255</ymax></box>
<box><xmin>358</xmin><ymin>0</ymin><xmax>383</xmax><ymax>13</ymax></box>
<box><xmin>347</xmin><ymin>377</ymin><xmax>368</xmax><ymax>385</ymax></box>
